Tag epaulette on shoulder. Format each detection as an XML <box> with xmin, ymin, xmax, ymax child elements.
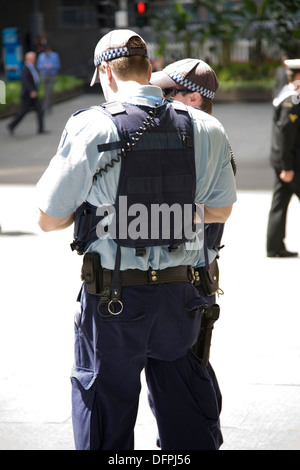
<box><xmin>171</xmin><ymin>101</ymin><xmax>189</xmax><ymax>113</ymax></box>
<box><xmin>72</xmin><ymin>108</ymin><xmax>91</xmax><ymax>117</ymax></box>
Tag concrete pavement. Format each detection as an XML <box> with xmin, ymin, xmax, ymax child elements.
<box><xmin>0</xmin><ymin>95</ymin><xmax>299</xmax><ymax>450</ymax></box>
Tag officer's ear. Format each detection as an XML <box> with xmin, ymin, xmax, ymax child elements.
<box><xmin>101</xmin><ymin>61</ymin><xmax>113</xmax><ymax>84</ymax></box>
<box><xmin>147</xmin><ymin>63</ymin><xmax>153</xmax><ymax>83</ymax></box>
<box><xmin>190</xmin><ymin>91</ymin><xmax>202</xmax><ymax>108</ymax></box>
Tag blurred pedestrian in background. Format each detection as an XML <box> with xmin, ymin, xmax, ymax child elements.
<box><xmin>35</xmin><ymin>34</ymin><xmax>48</xmax><ymax>54</ymax></box>
<box><xmin>7</xmin><ymin>51</ymin><xmax>45</xmax><ymax>134</ymax></box>
<box><xmin>273</xmin><ymin>54</ymin><xmax>289</xmax><ymax>98</ymax></box>
<box><xmin>37</xmin><ymin>45</ymin><xmax>61</xmax><ymax>113</ymax></box>
<box><xmin>267</xmin><ymin>59</ymin><xmax>300</xmax><ymax>257</ymax></box>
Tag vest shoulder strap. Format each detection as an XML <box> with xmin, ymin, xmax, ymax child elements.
<box><xmin>101</xmin><ymin>101</ymin><xmax>126</xmax><ymax>115</ymax></box>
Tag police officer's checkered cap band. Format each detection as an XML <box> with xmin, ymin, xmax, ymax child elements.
<box><xmin>169</xmin><ymin>71</ymin><xmax>216</xmax><ymax>99</ymax></box>
<box><xmin>94</xmin><ymin>47</ymin><xmax>130</xmax><ymax>66</ymax></box>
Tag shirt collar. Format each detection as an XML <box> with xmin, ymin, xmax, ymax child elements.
<box><xmin>273</xmin><ymin>83</ymin><xmax>299</xmax><ymax>107</ymax></box>
<box><xmin>115</xmin><ymin>84</ymin><xmax>164</xmax><ymax>107</ymax></box>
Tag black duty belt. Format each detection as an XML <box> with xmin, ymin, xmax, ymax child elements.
<box><xmin>102</xmin><ymin>265</ymin><xmax>196</xmax><ymax>287</ymax></box>
<box><xmin>81</xmin><ymin>253</ymin><xmax>202</xmax><ymax>316</ymax></box>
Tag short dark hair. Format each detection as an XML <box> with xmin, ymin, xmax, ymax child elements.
<box><xmin>163</xmin><ymin>88</ymin><xmax>213</xmax><ymax>115</ymax></box>
<box><xmin>105</xmin><ymin>36</ymin><xmax>150</xmax><ymax>79</ymax></box>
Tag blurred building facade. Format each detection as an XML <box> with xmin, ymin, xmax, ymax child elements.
<box><xmin>0</xmin><ymin>1</ymin><xmax>298</xmax><ymax>81</ymax></box>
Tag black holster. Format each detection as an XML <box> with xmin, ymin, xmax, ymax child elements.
<box><xmin>192</xmin><ymin>304</ymin><xmax>220</xmax><ymax>366</ymax></box>
<box><xmin>81</xmin><ymin>250</ymin><xmax>122</xmax><ymax>302</ymax></box>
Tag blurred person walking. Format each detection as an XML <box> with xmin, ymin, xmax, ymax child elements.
<box><xmin>7</xmin><ymin>51</ymin><xmax>45</xmax><ymax>134</ymax></box>
<box><xmin>273</xmin><ymin>54</ymin><xmax>289</xmax><ymax>98</ymax></box>
<box><xmin>37</xmin><ymin>45</ymin><xmax>61</xmax><ymax>113</ymax></box>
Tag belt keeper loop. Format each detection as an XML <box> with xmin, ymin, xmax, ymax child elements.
<box><xmin>194</xmin><ymin>268</ymin><xmax>201</xmax><ymax>286</ymax></box>
<box><xmin>99</xmin><ymin>270</ymin><xmax>112</xmax><ymax>304</ymax></box>
<box><xmin>149</xmin><ymin>267</ymin><xmax>158</xmax><ymax>284</ymax></box>
<box><xmin>109</xmin><ymin>280</ymin><xmax>123</xmax><ymax>316</ymax></box>
<box><xmin>102</xmin><ymin>268</ymin><xmax>112</xmax><ymax>290</ymax></box>
<box><xmin>100</xmin><ymin>286</ymin><xmax>111</xmax><ymax>303</ymax></box>
<box><xmin>111</xmin><ymin>281</ymin><xmax>121</xmax><ymax>301</ymax></box>
<box><xmin>188</xmin><ymin>266</ymin><xmax>195</xmax><ymax>283</ymax></box>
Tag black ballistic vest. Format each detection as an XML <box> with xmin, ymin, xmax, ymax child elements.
<box><xmin>71</xmin><ymin>100</ymin><xmax>196</xmax><ymax>258</ymax></box>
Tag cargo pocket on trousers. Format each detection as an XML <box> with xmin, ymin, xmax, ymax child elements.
<box><xmin>71</xmin><ymin>367</ymin><xmax>98</xmax><ymax>450</ymax></box>
<box><xmin>71</xmin><ymin>366</ymin><xmax>97</xmax><ymax>390</ymax></box>
<box><xmin>184</xmin><ymin>290</ymin><xmax>207</xmax><ymax>316</ymax></box>
<box><xmin>73</xmin><ymin>289</ymin><xmax>95</xmax><ymax>370</ymax></box>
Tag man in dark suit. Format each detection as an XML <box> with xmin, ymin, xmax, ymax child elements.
<box><xmin>8</xmin><ymin>51</ymin><xmax>45</xmax><ymax>134</ymax></box>
<box><xmin>266</xmin><ymin>59</ymin><xmax>300</xmax><ymax>257</ymax></box>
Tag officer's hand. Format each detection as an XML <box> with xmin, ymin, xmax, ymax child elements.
<box><xmin>279</xmin><ymin>170</ymin><xmax>294</xmax><ymax>183</ymax></box>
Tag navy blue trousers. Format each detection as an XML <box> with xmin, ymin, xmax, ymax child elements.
<box><xmin>267</xmin><ymin>169</ymin><xmax>300</xmax><ymax>253</ymax></box>
<box><xmin>71</xmin><ymin>281</ymin><xmax>223</xmax><ymax>450</ymax></box>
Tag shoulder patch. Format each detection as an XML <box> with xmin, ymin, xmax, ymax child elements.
<box><xmin>283</xmin><ymin>102</ymin><xmax>293</xmax><ymax>108</ymax></box>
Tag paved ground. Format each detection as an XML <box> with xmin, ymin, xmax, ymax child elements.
<box><xmin>0</xmin><ymin>94</ymin><xmax>299</xmax><ymax>451</ymax></box>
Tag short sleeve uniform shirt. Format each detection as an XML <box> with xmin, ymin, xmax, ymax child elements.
<box><xmin>36</xmin><ymin>84</ymin><xmax>237</xmax><ymax>269</ymax></box>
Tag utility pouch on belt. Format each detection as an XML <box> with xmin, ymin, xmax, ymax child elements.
<box><xmin>81</xmin><ymin>252</ymin><xmax>123</xmax><ymax>316</ymax></box>
<box><xmin>71</xmin><ymin>201</ymin><xmax>103</xmax><ymax>255</ymax></box>
<box><xmin>81</xmin><ymin>252</ymin><xmax>103</xmax><ymax>295</ymax></box>
<box><xmin>195</xmin><ymin>258</ymin><xmax>219</xmax><ymax>296</ymax></box>
<box><xmin>192</xmin><ymin>303</ymin><xmax>220</xmax><ymax>366</ymax></box>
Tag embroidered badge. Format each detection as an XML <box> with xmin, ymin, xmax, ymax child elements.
<box><xmin>289</xmin><ymin>113</ymin><xmax>298</xmax><ymax>123</ymax></box>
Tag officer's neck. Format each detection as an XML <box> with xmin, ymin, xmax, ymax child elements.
<box><xmin>113</xmin><ymin>79</ymin><xmax>150</xmax><ymax>98</ymax></box>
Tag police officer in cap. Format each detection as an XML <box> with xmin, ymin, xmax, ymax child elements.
<box><xmin>150</xmin><ymin>57</ymin><xmax>234</xmax><ymax>421</ymax></box>
<box><xmin>37</xmin><ymin>30</ymin><xmax>236</xmax><ymax>450</ymax></box>
<box><xmin>267</xmin><ymin>59</ymin><xmax>300</xmax><ymax>257</ymax></box>
<box><xmin>151</xmin><ymin>58</ymin><xmax>236</xmax><ymax>277</ymax></box>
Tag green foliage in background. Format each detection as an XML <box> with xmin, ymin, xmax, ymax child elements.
<box><xmin>3</xmin><ymin>75</ymin><xmax>84</xmax><ymax>108</ymax></box>
<box><xmin>151</xmin><ymin>0</ymin><xmax>300</xmax><ymax>66</ymax></box>
<box><xmin>214</xmin><ymin>61</ymin><xmax>278</xmax><ymax>91</ymax></box>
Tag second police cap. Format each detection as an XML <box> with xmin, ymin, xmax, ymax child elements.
<box><xmin>151</xmin><ymin>58</ymin><xmax>219</xmax><ymax>99</ymax></box>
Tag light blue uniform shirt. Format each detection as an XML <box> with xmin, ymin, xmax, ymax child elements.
<box><xmin>36</xmin><ymin>84</ymin><xmax>236</xmax><ymax>270</ymax></box>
